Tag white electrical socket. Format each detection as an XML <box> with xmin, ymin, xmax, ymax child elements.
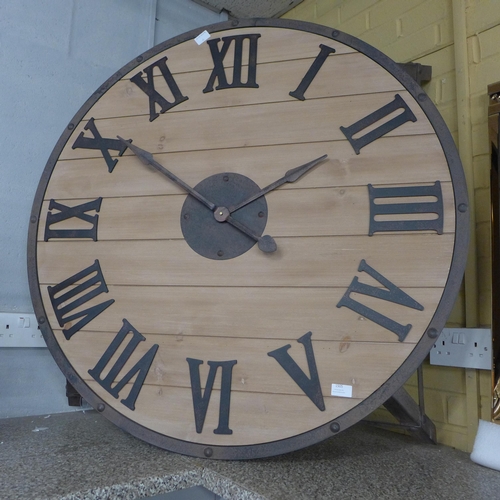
<box><xmin>0</xmin><ymin>313</ymin><xmax>46</xmax><ymax>347</ymax></box>
<box><xmin>429</xmin><ymin>328</ymin><xmax>491</xmax><ymax>370</ymax></box>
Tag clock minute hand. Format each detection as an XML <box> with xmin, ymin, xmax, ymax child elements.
<box><xmin>117</xmin><ymin>136</ymin><xmax>216</xmax><ymax>211</ymax></box>
<box><xmin>229</xmin><ymin>154</ymin><xmax>328</xmax><ymax>214</ymax></box>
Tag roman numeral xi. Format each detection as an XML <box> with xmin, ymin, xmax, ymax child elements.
<box><xmin>131</xmin><ymin>56</ymin><xmax>189</xmax><ymax>122</ymax></box>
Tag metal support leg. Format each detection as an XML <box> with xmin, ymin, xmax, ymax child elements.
<box><xmin>366</xmin><ymin>364</ymin><xmax>437</xmax><ymax>444</ymax></box>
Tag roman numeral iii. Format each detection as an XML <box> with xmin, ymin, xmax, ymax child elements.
<box><xmin>337</xmin><ymin>260</ymin><xmax>424</xmax><ymax>342</ymax></box>
<box><xmin>368</xmin><ymin>182</ymin><xmax>444</xmax><ymax>235</ymax></box>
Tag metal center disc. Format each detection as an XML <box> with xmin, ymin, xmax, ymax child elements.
<box><xmin>180</xmin><ymin>172</ymin><xmax>269</xmax><ymax>260</ymax></box>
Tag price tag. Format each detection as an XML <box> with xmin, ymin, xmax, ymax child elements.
<box><xmin>331</xmin><ymin>384</ymin><xmax>353</xmax><ymax>398</ymax></box>
<box><xmin>195</xmin><ymin>30</ymin><xmax>211</xmax><ymax>45</ymax></box>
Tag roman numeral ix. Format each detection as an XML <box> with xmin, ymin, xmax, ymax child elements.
<box><xmin>44</xmin><ymin>198</ymin><xmax>102</xmax><ymax>241</ymax></box>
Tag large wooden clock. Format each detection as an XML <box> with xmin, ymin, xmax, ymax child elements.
<box><xmin>28</xmin><ymin>19</ymin><xmax>469</xmax><ymax>459</ymax></box>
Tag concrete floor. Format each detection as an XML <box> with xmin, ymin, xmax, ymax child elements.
<box><xmin>1</xmin><ymin>410</ymin><xmax>500</xmax><ymax>500</ymax></box>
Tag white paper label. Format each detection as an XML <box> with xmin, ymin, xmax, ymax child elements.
<box><xmin>195</xmin><ymin>30</ymin><xmax>211</xmax><ymax>45</ymax></box>
<box><xmin>331</xmin><ymin>384</ymin><xmax>353</xmax><ymax>398</ymax></box>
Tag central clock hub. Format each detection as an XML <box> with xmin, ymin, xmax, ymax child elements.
<box><xmin>214</xmin><ymin>206</ymin><xmax>229</xmax><ymax>222</ymax></box>
<box><xmin>180</xmin><ymin>172</ymin><xmax>268</xmax><ymax>260</ymax></box>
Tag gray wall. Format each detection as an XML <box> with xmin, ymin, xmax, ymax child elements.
<box><xmin>0</xmin><ymin>0</ymin><xmax>226</xmax><ymax>418</ymax></box>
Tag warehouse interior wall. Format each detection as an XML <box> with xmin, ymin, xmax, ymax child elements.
<box><xmin>283</xmin><ymin>0</ymin><xmax>499</xmax><ymax>452</ymax></box>
<box><xmin>0</xmin><ymin>0</ymin><xmax>226</xmax><ymax>419</ymax></box>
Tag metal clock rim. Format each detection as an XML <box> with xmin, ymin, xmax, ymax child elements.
<box><xmin>27</xmin><ymin>18</ymin><xmax>470</xmax><ymax>460</ymax></box>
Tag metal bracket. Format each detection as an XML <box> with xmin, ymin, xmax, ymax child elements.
<box><xmin>366</xmin><ymin>364</ymin><xmax>437</xmax><ymax>444</ymax></box>
<box><xmin>397</xmin><ymin>62</ymin><xmax>432</xmax><ymax>86</ymax></box>
<box><xmin>66</xmin><ymin>380</ymin><xmax>83</xmax><ymax>407</ymax></box>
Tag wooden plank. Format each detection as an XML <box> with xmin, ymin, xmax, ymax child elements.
<box><xmin>86</xmin><ymin>381</ymin><xmax>360</xmax><ymax>445</ymax></box>
<box><xmin>44</xmin><ymin>134</ymin><xmax>452</xmax><ymax>201</ymax></box>
<box><xmin>87</xmin><ymin>53</ymin><xmax>403</xmax><ymax>120</ymax></box>
<box><xmin>41</xmin><ymin>285</ymin><xmax>444</xmax><ymax>344</ymax></box>
<box><xmin>59</xmin><ymin>91</ymin><xmax>434</xmax><ymax>161</ymax></box>
<box><xmin>57</xmin><ymin>331</ymin><xmax>415</xmax><ymax>399</ymax></box>
<box><xmin>37</xmin><ymin>234</ymin><xmax>454</xmax><ymax>288</ymax></box>
<box><xmin>122</xmin><ymin>27</ymin><xmax>357</xmax><ymax>79</ymax></box>
<box><xmin>38</xmin><ymin>181</ymin><xmax>455</xmax><ymax>241</ymax></box>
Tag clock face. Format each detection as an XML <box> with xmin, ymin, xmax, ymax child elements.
<box><xmin>28</xmin><ymin>19</ymin><xmax>468</xmax><ymax>459</ymax></box>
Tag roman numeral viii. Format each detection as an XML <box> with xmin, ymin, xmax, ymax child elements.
<box><xmin>340</xmin><ymin>94</ymin><xmax>417</xmax><ymax>154</ymax></box>
<box><xmin>88</xmin><ymin>319</ymin><xmax>159</xmax><ymax>411</ymax></box>
<box><xmin>336</xmin><ymin>260</ymin><xmax>424</xmax><ymax>342</ymax></box>
<box><xmin>72</xmin><ymin>118</ymin><xmax>129</xmax><ymax>173</ymax></box>
<box><xmin>44</xmin><ymin>198</ymin><xmax>102</xmax><ymax>241</ymax></box>
<box><xmin>203</xmin><ymin>34</ymin><xmax>260</xmax><ymax>93</ymax></box>
<box><xmin>131</xmin><ymin>56</ymin><xmax>189</xmax><ymax>122</ymax></box>
<box><xmin>48</xmin><ymin>260</ymin><xmax>114</xmax><ymax>340</ymax></box>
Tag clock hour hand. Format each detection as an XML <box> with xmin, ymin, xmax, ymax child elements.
<box><xmin>117</xmin><ymin>136</ymin><xmax>216</xmax><ymax>211</ymax></box>
<box><xmin>118</xmin><ymin>136</ymin><xmax>277</xmax><ymax>253</ymax></box>
<box><xmin>229</xmin><ymin>154</ymin><xmax>328</xmax><ymax>213</ymax></box>
<box><xmin>228</xmin><ymin>216</ymin><xmax>277</xmax><ymax>253</ymax></box>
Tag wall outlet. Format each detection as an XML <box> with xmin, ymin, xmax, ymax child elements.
<box><xmin>429</xmin><ymin>328</ymin><xmax>491</xmax><ymax>370</ymax></box>
<box><xmin>0</xmin><ymin>313</ymin><xmax>46</xmax><ymax>348</ymax></box>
